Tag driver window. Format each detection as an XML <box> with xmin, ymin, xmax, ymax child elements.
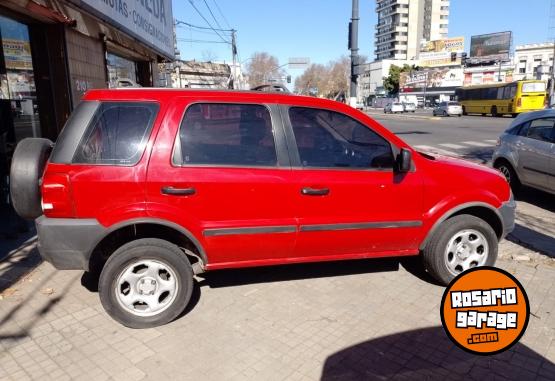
<box><xmin>288</xmin><ymin>107</ymin><xmax>393</xmax><ymax>169</ymax></box>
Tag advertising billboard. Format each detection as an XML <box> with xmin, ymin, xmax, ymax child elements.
<box><xmin>419</xmin><ymin>51</ymin><xmax>461</xmax><ymax>67</ymax></box>
<box><xmin>71</xmin><ymin>0</ymin><xmax>175</xmax><ymax>59</ymax></box>
<box><xmin>400</xmin><ymin>68</ymin><xmax>464</xmax><ymax>91</ymax></box>
<box><xmin>420</xmin><ymin>36</ymin><xmax>465</xmax><ymax>53</ymax></box>
<box><xmin>469</xmin><ymin>32</ymin><xmax>511</xmax><ymax>62</ymax></box>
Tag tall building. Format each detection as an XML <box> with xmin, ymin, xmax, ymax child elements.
<box><xmin>375</xmin><ymin>0</ymin><xmax>449</xmax><ymax>61</ymax></box>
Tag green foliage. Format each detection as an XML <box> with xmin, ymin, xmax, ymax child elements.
<box><xmin>383</xmin><ymin>64</ymin><xmax>420</xmax><ymax>96</ymax></box>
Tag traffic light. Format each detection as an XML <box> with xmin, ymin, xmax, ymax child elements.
<box><xmin>461</xmin><ymin>52</ymin><xmax>467</xmax><ymax>66</ymax></box>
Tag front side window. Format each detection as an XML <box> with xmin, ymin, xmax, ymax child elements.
<box><xmin>178</xmin><ymin>103</ymin><xmax>277</xmax><ymax>167</ymax></box>
<box><xmin>525</xmin><ymin>118</ymin><xmax>555</xmax><ymax>142</ymax></box>
<box><xmin>288</xmin><ymin>107</ymin><xmax>393</xmax><ymax>169</ymax></box>
<box><xmin>73</xmin><ymin>102</ymin><xmax>158</xmax><ymax>165</ymax></box>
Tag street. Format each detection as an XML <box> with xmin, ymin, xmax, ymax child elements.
<box><xmin>367</xmin><ymin>109</ymin><xmax>509</xmax><ymax>163</ymax></box>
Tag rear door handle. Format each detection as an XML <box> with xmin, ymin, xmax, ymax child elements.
<box><xmin>301</xmin><ymin>187</ymin><xmax>330</xmax><ymax>196</ymax></box>
<box><xmin>161</xmin><ymin>186</ymin><xmax>196</xmax><ymax>196</ymax></box>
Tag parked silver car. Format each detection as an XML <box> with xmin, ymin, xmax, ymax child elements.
<box><xmin>433</xmin><ymin>101</ymin><xmax>463</xmax><ymax>117</ymax></box>
<box><xmin>492</xmin><ymin>110</ymin><xmax>555</xmax><ymax>194</ymax></box>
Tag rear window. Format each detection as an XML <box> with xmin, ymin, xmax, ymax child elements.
<box><xmin>522</xmin><ymin>82</ymin><xmax>546</xmax><ymax>93</ymax></box>
<box><xmin>448</xmin><ymin>102</ymin><xmax>460</xmax><ymax>106</ymax></box>
<box><xmin>176</xmin><ymin>103</ymin><xmax>277</xmax><ymax>167</ymax></box>
<box><xmin>73</xmin><ymin>102</ymin><xmax>159</xmax><ymax>165</ymax></box>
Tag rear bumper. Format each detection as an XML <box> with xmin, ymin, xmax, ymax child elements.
<box><xmin>499</xmin><ymin>192</ymin><xmax>516</xmax><ymax>238</ymax></box>
<box><xmin>35</xmin><ymin>216</ymin><xmax>105</xmax><ymax>270</ymax></box>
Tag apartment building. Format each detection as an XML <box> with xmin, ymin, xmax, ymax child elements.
<box><xmin>513</xmin><ymin>43</ymin><xmax>554</xmax><ymax>82</ymax></box>
<box><xmin>375</xmin><ymin>0</ymin><xmax>449</xmax><ymax>61</ymax></box>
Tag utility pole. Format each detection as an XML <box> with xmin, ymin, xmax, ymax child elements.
<box><xmin>349</xmin><ymin>0</ymin><xmax>359</xmax><ymax>106</ymax></box>
<box><xmin>231</xmin><ymin>29</ymin><xmax>237</xmax><ymax>89</ymax></box>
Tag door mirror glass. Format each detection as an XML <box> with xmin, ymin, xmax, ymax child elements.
<box><xmin>397</xmin><ymin>148</ymin><xmax>412</xmax><ymax>173</ymax></box>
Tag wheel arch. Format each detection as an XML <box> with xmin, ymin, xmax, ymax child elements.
<box><xmin>419</xmin><ymin>202</ymin><xmax>504</xmax><ymax>251</ymax></box>
<box><xmin>88</xmin><ymin>218</ymin><xmax>207</xmax><ymax>274</ymax></box>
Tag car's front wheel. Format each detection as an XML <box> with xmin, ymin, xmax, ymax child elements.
<box><xmin>422</xmin><ymin>215</ymin><xmax>498</xmax><ymax>285</ymax></box>
<box><xmin>494</xmin><ymin>160</ymin><xmax>521</xmax><ymax>192</ymax></box>
<box><xmin>99</xmin><ymin>238</ymin><xmax>194</xmax><ymax>328</ymax></box>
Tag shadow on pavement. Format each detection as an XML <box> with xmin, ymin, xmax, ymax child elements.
<box><xmin>508</xmin><ymin>224</ymin><xmax>555</xmax><ymax>258</ymax></box>
<box><xmin>320</xmin><ymin>326</ymin><xmax>554</xmax><ymax>380</ymax></box>
<box><xmin>0</xmin><ymin>236</ymin><xmax>41</xmax><ymax>293</ymax></box>
<box><xmin>516</xmin><ymin>187</ymin><xmax>555</xmax><ymax>214</ymax></box>
<box><xmin>394</xmin><ymin>131</ymin><xmax>431</xmax><ymax>135</ymax></box>
<box><xmin>195</xmin><ymin>256</ymin><xmax>438</xmax><ymax>289</ymax></box>
<box><xmin>460</xmin><ymin>147</ymin><xmax>495</xmax><ymax>164</ymax></box>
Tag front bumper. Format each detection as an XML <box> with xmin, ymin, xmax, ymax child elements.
<box><xmin>35</xmin><ymin>216</ymin><xmax>105</xmax><ymax>270</ymax></box>
<box><xmin>499</xmin><ymin>192</ymin><xmax>516</xmax><ymax>238</ymax></box>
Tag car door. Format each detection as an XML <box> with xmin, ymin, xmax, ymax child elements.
<box><xmin>146</xmin><ymin>98</ymin><xmax>296</xmax><ymax>268</ymax></box>
<box><xmin>515</xmin><ymin>118</ymin><xmax>555</xmax><ymax>189</ymax></box>
<box><xmin>282</xmin><ymin>105</ymin><xmax>423</xmax><ymax>260</ymax></box>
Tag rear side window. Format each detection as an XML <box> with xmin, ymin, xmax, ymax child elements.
<box><xmin>288</xmin><ymin>107</ymin><xmax>393</xmax><ymax>169</ymax></box>
<box><xmin>525</xmin><ymin>118</ymin><xmax>555</xmax><ymax>142</ymax></box>
<box><xmin>177</xmin><ymin>103</ymin><xmax>277</xmax><ymax>167</ymax></box>
<box><xmin>73</xmin><ymin>102</ymin><xmax>158</xmax><ymax>165</ymax></box>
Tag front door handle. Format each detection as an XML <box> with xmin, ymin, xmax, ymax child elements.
<box><xmin>301</xmin><ymin>187</ymin><xmax>330</xmax><ymax>196</ymax></box>
<box><xmin>161</xmin><ymin>186</ymin><xmax>196</xmax><ymax>196</ymax></box>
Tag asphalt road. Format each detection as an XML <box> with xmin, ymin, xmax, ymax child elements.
<box><xmin>365</xmin><ymin>108</ymin><xmax>512</xmax><ymax>164</ymax></box>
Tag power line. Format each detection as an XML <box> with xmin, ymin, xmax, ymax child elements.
<box><xmin>177</xmin><ymin>38</ymin><xmax>230</xmax><ymax>44</ymax></box>
<box><xmin>203</xmin><ymin>0</ymin><xmax>224</xmax><ymax>31</ymax></box>
<box><xmin>211</xmin><ymin>0</ymin><xmax>232</xmax><ymax>30</ymax></box>
<box><xmin>175</xmin><ymin>19</ymin><xmax>232</xmax><ymax>32</ymax></box>
<box><xmin>186</xmin><ymin>0</ymin><xmax>229</xmax><ymax>43</ymax></box>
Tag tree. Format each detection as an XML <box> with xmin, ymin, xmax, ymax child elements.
<box><xmin>294</xmin><ymin>56</ymin><xmax>351</xmax><ymax>99</ymax></box>
<box><xmin>201</xmin><ymin>50</ymin><xmax>218</xmax><ymax>62</ymax></box>
<box><xmin>245</xmin><ymin>52</ymin><xmax>286</xmax><ymax>88</ymax></box>
<box><xmin>383</xmin><ymin>64</ymin><xmax>420</xmax><ymax>96</ymax></box>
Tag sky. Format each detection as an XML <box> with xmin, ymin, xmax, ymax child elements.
<box><xmin>173</xmin><ymin>0</ymin><xmax>552</xmax><ymax>84</ymax></box>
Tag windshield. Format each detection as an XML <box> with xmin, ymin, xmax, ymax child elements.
<box><xmin>522</xmin><ymin>82</ymin><xmax>546</xmax><ymax>93</ymax></box>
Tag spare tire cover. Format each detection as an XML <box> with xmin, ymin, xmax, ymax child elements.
<box><xmin>10</xmin><ymin>138</ymin><xmax>53</xmax><ymax>219</ymax></box>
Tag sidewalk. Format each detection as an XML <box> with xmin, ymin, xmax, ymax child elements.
<box><xmin>0</xmin><ymin>235</ymin><xmax>554</xmax><ymax>380</ymax></box>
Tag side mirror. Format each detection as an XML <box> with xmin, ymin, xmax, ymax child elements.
<box><xmin>397</xmin><ymin>148</ymin><xmax>412</xmax><ymax>173</ymax></box>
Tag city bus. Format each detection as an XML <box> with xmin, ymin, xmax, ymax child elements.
<box><xmin>454</xmin><ymin>80</ymin><xmax>547</xmax><ymax>117</ymax></box>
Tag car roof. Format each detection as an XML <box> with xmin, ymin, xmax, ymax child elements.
<box><xmin>508</xmin><ymin>109</ymin><xmax>555</xmax><ymax>128</ymax></box>
<box><xmin>82</xmin><ymin>88</ymin><xmax>343</xmax><ymax>109</ymax></box>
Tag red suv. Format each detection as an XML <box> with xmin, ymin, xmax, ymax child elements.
<box><xmin>10</xmin><ymin>89</ymin><xmax>515</xmax><ymax>328</ymax></box>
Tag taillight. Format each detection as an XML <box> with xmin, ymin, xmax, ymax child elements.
<box><xmin>41</xmin><ymin>172</ymin><xmax>76</xmax><ymax>218</ymax></box>
<box><xmin>516</xmin><ymin>98</ymin><xmax>521</xmax><ymax>107</ymax></box>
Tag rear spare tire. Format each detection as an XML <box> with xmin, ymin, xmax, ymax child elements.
<box><xmin>10</xmin><ymin>138</ymin><xmax>53</xmax><ymax>219</ymax></box>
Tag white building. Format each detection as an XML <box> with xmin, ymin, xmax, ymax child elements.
<box><xmin>375</xmin><ymin>0</ymin><xmax>449</xmax><ymax>61</ymax></box>
<box><xmin>513</xmin><ymin>43</ymin><xmax>554</xmax><ymax>82</ymax></box>
<box><xmin>358</xmin><ymin>59</ymin><xmax>417</xmax><ymax>103</ymax></box>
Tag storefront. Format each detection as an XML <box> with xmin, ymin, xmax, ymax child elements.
<box><xmin>0</xmin><ymin>0</ymin><xmax>174</xmax><ymax>231</ymax></box>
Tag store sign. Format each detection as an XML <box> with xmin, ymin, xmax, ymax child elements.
<box><xmin>76</xmin><ymin>0</ymin><xmax>174</xmax><ymax>59</ymax></box>
<box><xmin>470</xmin><ymin>32</ymin><xmax>511</xmax><ymax>62</ymax></box>
<box><xmin>419</xmin><ymin>51</ymin><xmax>461</xmax><ymax>67</ymax></box>
<box><xmin>400</xmin><ymin>68</ymin><xmax>464</xmax><ymax>90</ymax></box>
<box><xmin>420</xmin><ymin>36</ymin><xmax>465</xmax><ymax>53</ymax></box>
<box><xmin>2</xmin><ymin>39</ymin><xmax>33</xmax><ymax>70</ymax></box>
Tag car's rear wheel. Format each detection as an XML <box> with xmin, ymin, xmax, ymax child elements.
<box><xmin>494</xmin><ymin>160</ymin><xmax>521</xmax><ymax>192</ymax></box>
<box><xmin>422</xmin><ymin>215</ymin><xmax>498</xmax><ymax>285</ymax></box>
<box><xmin>10</xmin><ymin>138</ymin><xmax>53</xmax><ymax>219</ymax></box>
<box><xmin>99</xmin><ymin>238</ymin><xmax>194</xmax><ymax>328</ymax></box>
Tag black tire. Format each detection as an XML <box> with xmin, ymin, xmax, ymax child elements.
<box><xmin>422</xmin><ymin>215</ymin><xmax>498</xmax><ymax>286</ymax></box>
<box><xmin>9</xmin><ymin>138</ymin><xmax>53</xmax><ymax>219</ymax></box>
<box><xmin>494</xmin><ymin>160</ymin><xmax>521</xmax><ymax>193</ymax></box>
<box><xmin>99</xmin><ymin>238</ymin><xmax>194</xmax><ymax>328</ymax></box>
<box><xmin>491</xmin><ymin>106</ymin><xmax>498</xmax><ymax>117</ymax></box>
<box><xmin>457</xmin><ymin>114</ymin><xmax>462</xmax><ymax>117</ymax></box>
